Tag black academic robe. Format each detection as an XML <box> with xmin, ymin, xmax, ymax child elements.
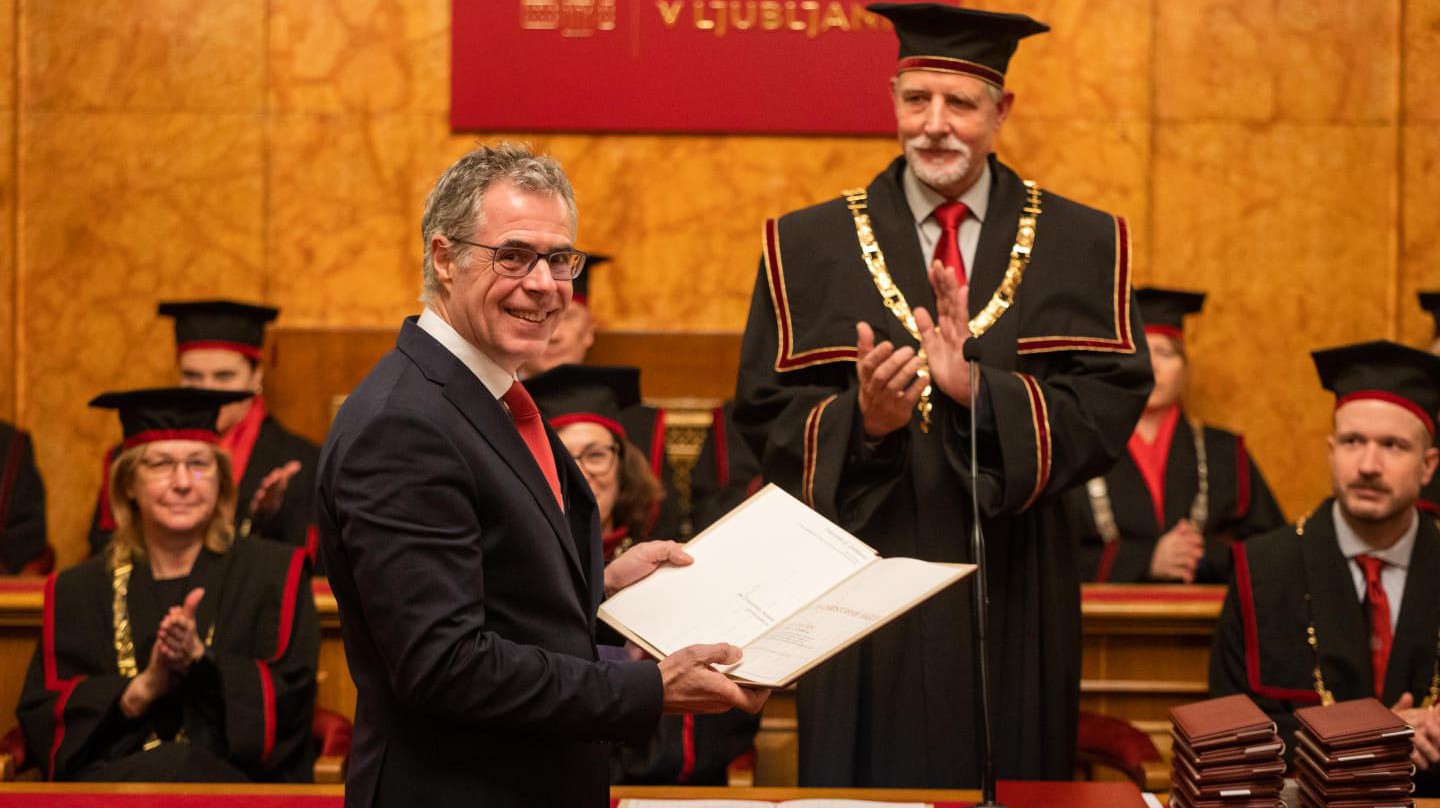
<box><xmin>613</xmin><ymin>710</ymin><xmax>759</xmax><ymax>786</ymax></box>
<box><xmin>690</xmin><ymin>401</ymin><xmax>764</xmax><ymax>534</ymax></box>
<box><xmin>1210</xmin><ymin>501</ymin><xmax>1440</xmax><ymax>795</ymax></box>
<box><xmin>1068</xmin><ymin>415</ymin><xmax>1285</xmax><ymax>584</ymax></box>
<box><xmin>1419</xmin><ymin>475</ymin><xmax>1440</xmax><ymax>517</ymax></box>
<box><xmin>734</xmin><ymin>155</ymin><xmax>1153</xmax><ymax>787</ymax></box>
<box><xmin>17</xmin><ymin>538</ymin><xmax>319</xmax><ymax>782</ymax></box>
<box><xmin>87</xmin><ymin>416</ymin><xmax>320</xmax><ymax>563</ymax></box>
<box><xmin>618</xmin><ymin>404</ymin><xmax>684</xmax><ymax>539</ymax></box>
<box><xmin>0</xmin><ymin>422</ymin><xmax>47</xmax><ymax>573</ymax></box>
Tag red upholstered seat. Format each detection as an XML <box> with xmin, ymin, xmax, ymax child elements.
<box><xmin>17</xmin><ymin>544</ymin><xmax>54</xmax><ymax>575</ymax></box>
<box><xmin>1074</xmin><ymin>710</ymin><xmax>1167</xmax><ymax>791</ymax></box>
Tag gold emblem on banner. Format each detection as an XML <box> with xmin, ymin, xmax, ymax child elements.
<box><xmin>520</xmin><ymin>0</ymin><xmax>616</xmax><ymax>36</ymax></box>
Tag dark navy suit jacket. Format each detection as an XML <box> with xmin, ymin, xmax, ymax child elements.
<box><xmin>318</xmin><ymin>318</ymin><xmax>663</xmax><ymax>808</ymax></box>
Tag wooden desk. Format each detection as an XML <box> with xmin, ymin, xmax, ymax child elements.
<box><xmin>0</xmin><ymin>579</ymin><xmax>1225</xmax><ymax>785</ymax></box>
<box><xmin>0</xmin><ymin>781</ymin><xmax>1154</xmax><ymax>808</ymax></box>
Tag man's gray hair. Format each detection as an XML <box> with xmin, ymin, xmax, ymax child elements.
<box><xmin>419</xmin><ymin>142</ymin><xmax>577</xmax><ymax>303</ymax></box>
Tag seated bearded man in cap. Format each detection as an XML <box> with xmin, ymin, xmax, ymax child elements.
<box><xmin>1210</xmin><ymin>341</ymin><xmax>1440</xmax><ymax>793</ymax></box>
<box><xmin>733</xmin><ymin>1</ymin><xmax>1152</xmax><ymax>789</ymax></box>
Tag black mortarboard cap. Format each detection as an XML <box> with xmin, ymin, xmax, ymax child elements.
<box><xmin>1312</xmin><ymin>340</ymin><xmax>1440</xmax><ymax>436</ymax></box>
<box><xmin>525</xmin><ymin>364</ymin><xmax>640</xmax><ymax>439</ymax></box>
<box><xmin>89</xmin><ymin>387</ymin><xmax>254</xmax><ymax>449</ymax></box>
<box><xmin>867</xmin><ymin>2</ymin><xmax>1048</xmax><ymax>88</ymax></box>
<box><xmin>157</xmin><ymin>300</ymin><xmax>280</xmax><ymax>359</ymax></box>
<box><xmin>1418</xmin><ymin>291</ymin><xmax>1440</xmax><ymax>336</ymax></box>
<box><xmin>572</xmin><ymin>254</ymin><xmax>609</xmax><ymax>305</ymax></box>
<box><xmin>1136</xmin><ymin>287</ymin><xmax>1206</xmax><ymax>340</ymax></box>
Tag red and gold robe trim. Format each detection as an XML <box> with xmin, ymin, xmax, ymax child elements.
<box><xmin>763</xmin><ymin>219</ymin><xmax>858</xmax><ymax>372</ymax></box>
<box><xmin>41</xmin><ymin>574</ymin><xmax>83</xmax><ymax>778</ymax></box>
<box><xmin>1016</xmin><ymin>373</ymin><xmax>1052</xmax><ymax>511</ymax></box>
<box><xmin>1233</xmin><ymin>543</ymin><xmax>1322</xmax><ymax>704</ymax></box>
<box><xmin>802</xmin><ymin>395</ymin><xmax>839</xmax><ymax>509</ymax></box>
<box><xmin>1016</xmin><ymin>216</ymin><xmax>1136</xmax><ymax>355</ymax></box>
<box><xmin>896</xmin><ymin>56</ymin><xmax>1004</xmax><ymax>89</ymax></box>
<box><xmin>256</xmin><ymin>547</ymin><xmax>308</xmax><ymax>764</ymax></box>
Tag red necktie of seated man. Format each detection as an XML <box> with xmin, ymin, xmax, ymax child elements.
<box><xmin>502</xmin><ymin>381</ymin><xmax>564</xmax><ymax>511</ymax></box>
<box><xmin>932</xmin><ymin>200</ymin><xmax>969</xmax><ymax>285</ymax></box>
<box><xmin>1355</xmin><ymin>554</ymin><xmax>1393</xmax><ymax>698</ymax></box>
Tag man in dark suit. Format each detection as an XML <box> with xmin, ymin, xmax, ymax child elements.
<box><xmin>318</xmin><ymin>142</ymin><xmax>766</xmax><ymax>808</ymax></box>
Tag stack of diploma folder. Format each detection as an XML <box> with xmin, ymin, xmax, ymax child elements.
<box><xmin>1169</xmin><ymin>693</ymin><xmax>1287</xmax><ymax>808</ymax></box>
<box><xmin>1293</xmin><ymin>697</ymin><xmax>1416</xmax><ymax>808</ymax></box>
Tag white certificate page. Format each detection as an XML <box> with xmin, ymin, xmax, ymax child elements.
<box><xmin>599</xmin><ymin>484</ymin><xmax>877</xmax><ymax>655</ymax></box>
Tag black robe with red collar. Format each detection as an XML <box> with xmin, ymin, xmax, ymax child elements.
<box><xmin>734</xmin><ymin>154</ymin><xmax>1153</xmax><ymax>787</ymax></box>
<box><xmin>0</xmin><ymin>421</ymin><xmax>47</xmax><ymax>573</ymax></box>
<box><xmin>1209</xmin><ymin>501</ymin><xmax>1440</xmax><ymax>794</ymax></box>
<box><xmin>1068</xmin><ymin>414</ymin><xmax>1285</xmax><ymax>584</ymax></box>
<box><xmin>17</xmin><ymin>537</ymin><xmax>319</xmax><ymax>782</ymax></box>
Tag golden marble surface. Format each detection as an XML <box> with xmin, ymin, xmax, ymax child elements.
<box><xmin>1401</xmin><ymin>126</ymin><xmax>1440</xmax><ymax>345</ymax></box>
<box><xmin>20</xmin><ymin>112</ymin><xmax>266</xmax><ymax>567</ymax></box>
<box><xmin>1151</xmin><ymin>122</ymin><xmax>1399</xmax><ymax>518</ymax></box>
<box><xmin>0</xmin><ymin>0</ymin><xmax>1433</xmax><ymax>565</ymax></box>
<box><xmin>269</xmin><ymin>0</ymin><xmax>448</xmax><ymax>115</ymax></box>
<box><xmin>23</xmin><ymin>0</ymin><xmax>266</xmax><ymax>112</ymax></box>
<box><xmin>1407</xmin><ymin>0</ymin><xmax>1440</xmax><ymax>122</ymax></box>
<box><xmin>1155</xmin><ymin>0</ymin><xmax>1401</xmax><ymax>123</ymax></box>
<box><xmin>971</xmin><ymin>0</ymin><xmax>1152</xmax><ymax>122</ymax></box>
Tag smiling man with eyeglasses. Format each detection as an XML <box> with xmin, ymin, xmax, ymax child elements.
<box><xmin>317</xmin><ymin>142</ymin><xmax>768</xmax><ymax>808</ymax></box>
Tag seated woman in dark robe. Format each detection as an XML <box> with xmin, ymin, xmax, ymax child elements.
<box><xmin>1068</xmin><ymin>289</ymin><xmax>1286</xmax><ymax>583</ymax></box>
<box><xmin>18</xmin><ymin>387</ymin><xmax>319</xmax><ymax>782</ymax></box>
<box><xmin>528</xmin><ymin>365</ymin><xmax>759</xmax><ymax>785</ymax></box>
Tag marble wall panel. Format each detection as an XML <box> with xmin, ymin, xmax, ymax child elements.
<box><xmin>22</xmin><ymin>112</ymin><xmax>266</xmax><ymax>566</ymax></box>
<box><xmin>968</xmin><ymin>0</ymin><xmax>1152</xmax><ymax>122</ymax></box>
<box><xmin>269</xmin><ymin>0</ymin><xmax>449</xmax><ymax>114</ymax></box>
<box><xmin>1400</xmin><ymin>126</ymin><xmax>1440</xmax><ymax>349</ymax></box>
<box><xmin>0</xmin><ymin>0</ymin><xmax>13</xmax><ymax>111</ymax></box>
<box><xmin>1151</xmin><ymin>122</ymin><xmax>1398</xmax><ymax>518</ymax></box>
<box><xmin>0</xmin><ymin>120</ymin><xmax>12</xmax><ymax>423</ymax></box>
<box><xmin>994</xmin><ymin>119</ymin><xmax>1151</xmax><ymax>278</ymax></box>
<box><xmin>23</xmin><ymin>0</ymin><xmax>265</xmax><ymax>112</ymax></box>
<box><xmin>1155</xmin><ymin>0</ymin><xmax>1400</xmax><ymax>124</ymax></box>
<box><xmin>1405</xmin><ymin>0</ymin><xmax>1440</xmax><ymax>122</ymax></box>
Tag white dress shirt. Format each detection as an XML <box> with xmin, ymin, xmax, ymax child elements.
<box><xmin>902</xmin><ymin>160</ymin><xmax>991</xmax><ymax>276</ymax></box>
<box><xmin>1332</xmin><ymin>501</ymin><xmax>1416</xmax><ymax>633</ymax></box>
<box><xmin>416</xmin><ymin>307</ymin><xmax>516</xmax><ymax>400</ymax></box>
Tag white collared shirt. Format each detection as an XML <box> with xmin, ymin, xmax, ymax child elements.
<box><xmin>416</xmin><ymin>307</ymin><xmax>516</xmax><ymax>400</ymax></box>
<box><xmin>902</xmin><ymin>160</ymin><xmax>991</xmax><ymax>275</ymax></box>
<box><xmin>1332</xmin><ymin>501</ymin><xmax>1416</xmax><ymax>632</ymax></box>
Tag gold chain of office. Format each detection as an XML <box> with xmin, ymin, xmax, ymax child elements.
<box><xmin>842</xmin><ymin>180</ymin><xmax>1041</xmax><ymax>433</ymax></box>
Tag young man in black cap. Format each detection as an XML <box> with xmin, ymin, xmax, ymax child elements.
<box><xmin>0</xmin><ymin>420</ymin><xmax>48</xmax><ymax>573</ymax></box>
<box><xmin>1210</xmin><ymin>341</ymin><xmax>1440</xmax><ymax>786</ymax></box>
<box><xmin>1417</xmin><ymin>290</ymin><xmax>1440</xmax><ymax>515</ymax></box>
<box><xmin>733</xmin><ymin>2</ymin><xmax>1153</xmax><ymax>788</ymax></box>
<box><xmin>1067</xmin><ymin>288</ymin><xmax>1284</xmax><ymax>584</ymax></box>
<box><xmin>87</xmin><ymin>301</ymin><xmax>320</xmax><ymax>562</ymax></box>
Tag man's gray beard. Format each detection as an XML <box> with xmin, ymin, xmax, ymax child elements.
<box><xmin>904</xmin><ymin>138</ymin><xmax>973</xmax><ymax>191</ymax></box>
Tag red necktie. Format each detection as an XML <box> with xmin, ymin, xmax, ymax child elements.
<box><xmin>1355</xmin><ymin>554</ymin><xmax>1393</xmax><ymax>698</ymax></box>
<box><xmin>502</xmin><ymin>382</ymin><xmax>564</xmax><ymax>511</ymax></box>
<box><xmin>932</xmin><ymin>201</ymin><xmax>969</xmax><ymax>284</ymax></box>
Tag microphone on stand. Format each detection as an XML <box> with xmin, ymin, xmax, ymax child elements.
<box><xmin>969</xmin><ymin>357</ymin><xmax>1003</xmax><ymax>808</ymax></box>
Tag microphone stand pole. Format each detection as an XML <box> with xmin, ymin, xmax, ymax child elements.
<box><xmin>969</xmin><ymin>358</ymin><xmax>1002</xmax><ymax>807</ymax></box>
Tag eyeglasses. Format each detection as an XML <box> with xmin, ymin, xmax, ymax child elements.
<box><xmin>137</xmin><ymin>456</ymin><xmax>218</xmax><ymax>481</ymax></box>
<box><xmin>571</xmin><ymin>443</ymin><xmax>621</xmax><ymax>476</ymax></box>
<box><xmin>447</xmin><ymin>237</ymin><xmax>587</xmax><ymax>280</ymax></box>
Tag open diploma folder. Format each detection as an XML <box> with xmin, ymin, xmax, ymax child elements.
<box><xmin>599</xmin><ymin>484</ymin><xmax>975</xmax><ymax>688</ymax></box>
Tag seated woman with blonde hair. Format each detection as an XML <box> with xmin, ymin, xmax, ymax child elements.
<box><xmin>18</xmin><ymin>388</ymin><xmax>318</xmax><ymax>782</ymax></box>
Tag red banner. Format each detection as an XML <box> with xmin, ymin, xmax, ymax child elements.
<box><xmin>451</xmin><ymin>1</ymin><xmax>900</xmax><ymax>135</ymax></box>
